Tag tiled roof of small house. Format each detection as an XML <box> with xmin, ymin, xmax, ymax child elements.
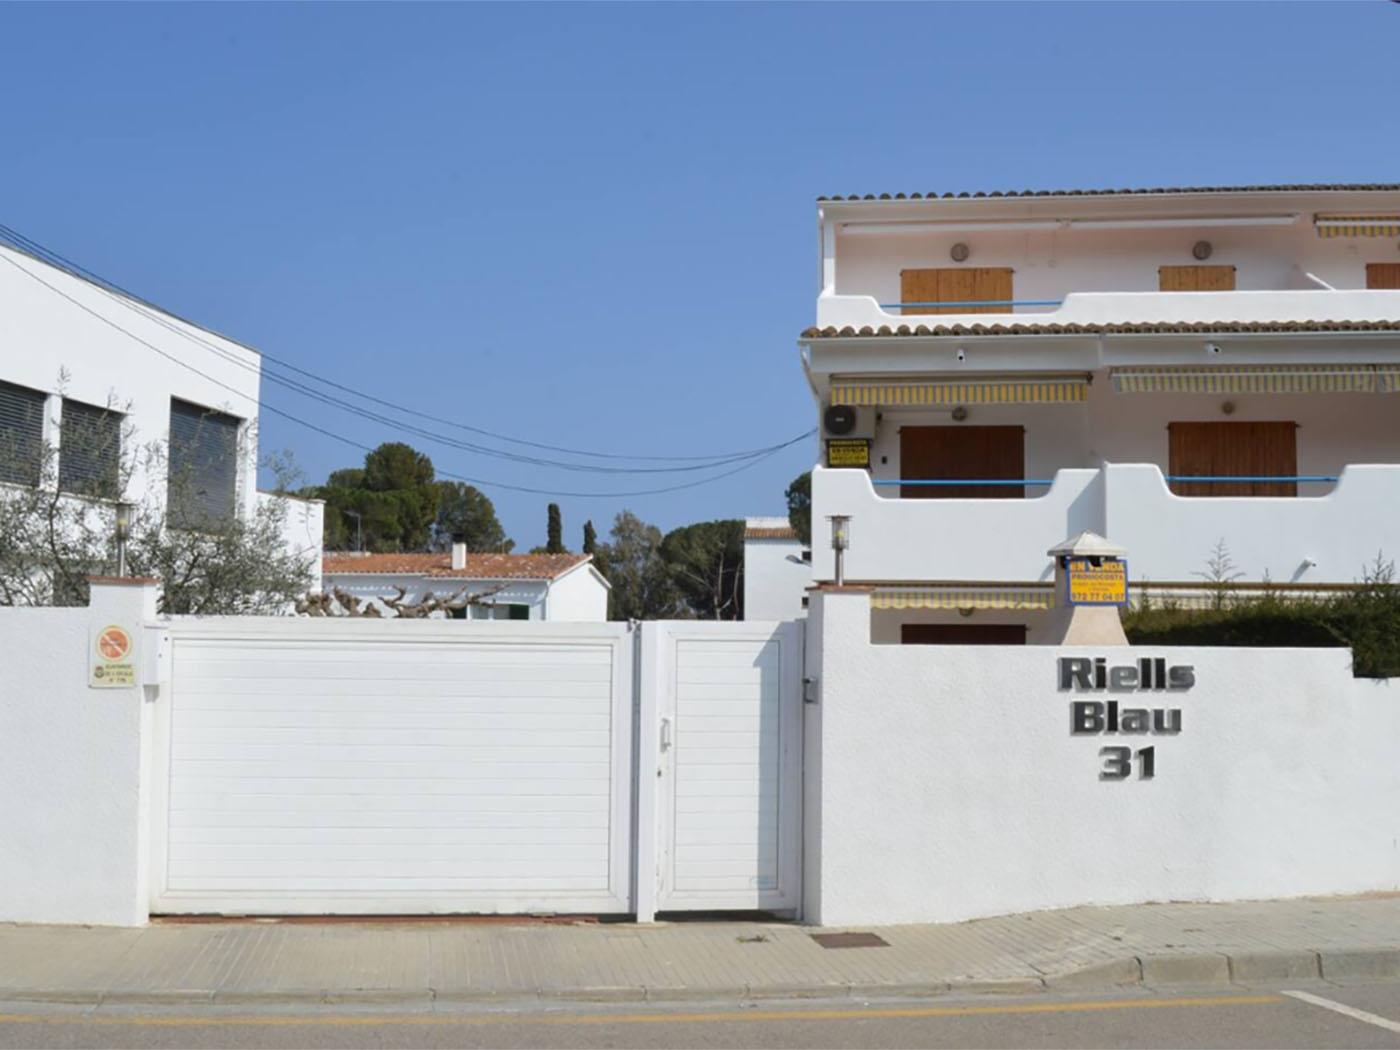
<box><xmin>322</xmin><ymin>551</ymin><xmax>591</xmax><ymax>581</ymax></box>
<box><xmin>800</xmin><ymin>320</ymin><xmax>1400</xmax><ymax>340</ymax></box>
<box><xmin>818</xmin><ymin>183</ymin><xmax>1400</xmax><ymax>202</ymax></box>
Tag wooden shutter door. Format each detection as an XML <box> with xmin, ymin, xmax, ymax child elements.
<box><xmin>1366</xmin><ymin>263</ymin><xmax>1400</xmax><ymax>289</ymax></box>
<box><xmin>1168</xmin><ymin>421</ymin><xmax>1297</xmax><ymax>497</ymax></box>
<box><xmin>899</xmin><ymin>426</ymin><xmax>1025</xmax><ymax>499</ymax></box>
<box><xmin>1159</xmin><ymin>266</ymin><xmax>1237</xmax><ymax>291</ymax></box>
<box><xmin>900</xmin><ymin>268</ymin><xmax>1014</xmax><ymax>314</ymax></box>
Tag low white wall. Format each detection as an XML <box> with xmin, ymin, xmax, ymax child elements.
<box><xmin>804</xmin><ymin>589</ymin><xmax>1400</xmax><ymax>927</ymax></box>
<box><xmin>0</xmin><ymin>581</ymin><xmax>161</xmax><ymax>926</ymax></box>
<box><xmin>810</xmin><ymin>465</ymin><xmax>1101</xmax><ymax>582</ymax></box>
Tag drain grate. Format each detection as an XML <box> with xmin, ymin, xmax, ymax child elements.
<box><xmin>810</xmin><ymin>931</ymin><xmax>890</xmax><ymax>949</ymax></box>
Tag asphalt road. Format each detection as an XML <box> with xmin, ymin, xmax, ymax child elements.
<box><xmin>3</xmin><ymin>983</ymin><xmax>1400</xmax><ymax>1049</ymax></box>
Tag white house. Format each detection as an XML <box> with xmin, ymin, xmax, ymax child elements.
<box><xmin>801</xmin><ymin>183</ymin><xmax>1400</xmax><ymax>643</ymax></box>
<box><xmin>0</xmin><ymin>239</ymin><xmax>324</xmax><ymax>593</ymax></box>
<box><xmin>742</xmin><ymin>516</ymin><xmax>809</xmax><ymax>620</ymax></box>
<box><xmin>321</xmin><ymin>543</ymin><xmax>610</xmax><ymax>621</ymax></box>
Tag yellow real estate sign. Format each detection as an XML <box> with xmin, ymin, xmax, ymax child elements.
<box><xmin>1066</xmin><ymin>559</ymin><xmax>1128</xmax><ymax>606</ymax></box>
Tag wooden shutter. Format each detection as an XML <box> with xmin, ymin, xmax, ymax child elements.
<box><xmin>1159</xmin><ymin>265</ymin><xmax>1237</xmax><ymax>291</ymax></box>
<box><xmin>900</xmin><ymin>268</ymin><xmax>1014</xmax><ymax>315</ymax></box>
<box><xmin>1167</xmin><ymin>421</ymin><xmax>1297</xmax><ymax>497</ymax></box>
<box><xmin>58</xmin><ymin>399</ymin><xmax>121</xmax><ymax>498</ymax></box>
<box><xmin>1366</xmin><ymin>263</ymin><xmax>1400</xmax><ymax>289</ymax></box>
<box><xmin>0</xmin><ymin>380</ymin><xmax>46</xmax><ymax>487</ymax></box>
<box><xmin>168</xmin><ymin>398</ymin><xmax>241</xmax><ymax>527</ymax></box>
<box><xmin>902</xmin><ymin>623</ymin><xmax>1027</xmax><ymax>645</ymax></box>
<box><xmin>899</xmin><ymin>425</ymin><xmax>1025</xmax><ymax>499</ymax></box>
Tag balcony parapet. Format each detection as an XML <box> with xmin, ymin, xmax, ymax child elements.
<box><xmin>811</xmin><ymin>463</ymin><xmax>1400</xmax><ymax>588</ymax></box>
<box><xmin>811</xmin><ymin>289</ymin><xmax>1400</xmax><ymax>336</ymax></box>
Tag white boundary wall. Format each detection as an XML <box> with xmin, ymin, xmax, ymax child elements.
<box><xmin>803</xmin><ymin>589</ymin><xmax>1400</xmax><ymax>926</ymax></box>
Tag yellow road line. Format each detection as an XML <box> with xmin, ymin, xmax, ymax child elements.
<box><xmin>0</xmin><ymin>994</ymin><xmax>1284</xmax><ymax>1028</ymax></box>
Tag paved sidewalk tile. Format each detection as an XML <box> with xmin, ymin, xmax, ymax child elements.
<box><xmin>2</xmin><ymin>895</ymin><xmax>1399</xmax><ymax>1003</ymax></box>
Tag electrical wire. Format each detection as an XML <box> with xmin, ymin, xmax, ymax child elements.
<box><xmin>0</xmin><ymin>249</ymin><xmax>812</xmax><ymax>499</ymax></box>
<box><xmin>0</xmin><ymin>221</ymin><xmax>807</xmax><ymax>466</ymax></box>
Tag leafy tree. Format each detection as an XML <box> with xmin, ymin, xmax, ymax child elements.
<box><xmin>595</xmin><ymin>510</ymin><xmax>681</xmax><ymax>620</ymax></box>
<box><xmin>433</xmin><ymin>482</ymin><xmax>514</xmax><ymax>553</ymax></box>
<box><xmin>661</xmin><ymin>519</ymin><xmax>745</xmax><ymax>620</ymax></box>
<box><xmin>582</xmin><ymin>520</ymin><xmax>598</xmax><ymax>556</ymax></box>
<box><xmin>0</xmin><ymin>397</ymin><xmax>313</xmax><ymax>613</ymax></box>
<box><xmin>315</xmin><ymin>442</ymin><xmax>440</xmax><ymax>552</ymax></box>
<box><xmin>546</xmin><ymin>502</ymin><xmax>565</xmax><ymax>554</ymax></box>
<box><xmin>786</xmin><ymin>471</ymin><xmax>811</xmax><ymax>547</ymax></box>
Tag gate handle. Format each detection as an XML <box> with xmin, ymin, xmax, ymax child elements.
<box><xmin>660</xmin><ymin>717</ymin><xmax>673</xmax><ymax>752</ymax></box>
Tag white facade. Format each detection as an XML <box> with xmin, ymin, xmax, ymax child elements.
<box><xmin>0</xmin><ymin>241</ymin><xmax>323</xmax><ymax>584</ymax></box>
<box><xmin>742</xmin><ymin>517</ymin><xmax>810</xmax><ymax>621</ymax></box>
<box><xmin>321</xmin><ymin>552</ymin><xmax>610</xmax><ymax>622</ymax></box>
<box><xmin>801</xmin><ymin>185</ymin><xmax>1400</xmax><ymax>636</ymax></box>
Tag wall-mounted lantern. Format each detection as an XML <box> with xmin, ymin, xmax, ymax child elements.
<box><xmin>827</xmin><ymin>514</ymin><xmax>851</xmax><ymax>586</ymax></box>
<box><xmin>114</xmin><ymin>500</ymin><xmax>134</xmax><ymax>578</ymax></box>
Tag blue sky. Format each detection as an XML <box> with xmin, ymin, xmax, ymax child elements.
<box><xmin>2</xmin><ymin>2</ymin><xmax>1396</xmax><ymax>549</ymax></box>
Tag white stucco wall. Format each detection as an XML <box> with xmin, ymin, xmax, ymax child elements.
<box><xmin>743</xmin><ymin>537</ymin><xmax>810</xmax><ymax>621</ymax></box>
<box><xmin>804</xmin><ymin>589</ymin><xmax>1400</xmax><ymax>927</ymax></box>
<box><xmin>0</xmin><ymin>581</ymin><xmax>160</xmax><ymax>926</ymax></box>
<box><xmin>544</xmin><ymin>563</ymin><xmax>610</xmax><ymax>622</ymax></box>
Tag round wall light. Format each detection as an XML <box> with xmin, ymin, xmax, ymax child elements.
<box><xmin>1193</xmin><ymin>240</ymin><xmax>1214</xmax><ymax>261</ymax></box>
<box><xmin>950</xmin><ymin>242</ymin><xmax>971</xmax><ymax>263</ymax></box>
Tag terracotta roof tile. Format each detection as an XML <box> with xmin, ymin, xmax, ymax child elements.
<box><xmin>745</xmin><ymin>526</ymin><xmax>798</xmax><ymax>540</ymax></box>
<box><xmin>818</xmin><ymin>183</ymin><xmax>1400</xmax><ymax>202</ymax></box>
<box><xmin>322</xmin><ymin>552</ymin><xmax>590</xmax><ymax>581</ymax></box>
<box><xmin>800</xmin><ymin>320</ymin><xmax>1400</xmax><ymax>340</ymax></box>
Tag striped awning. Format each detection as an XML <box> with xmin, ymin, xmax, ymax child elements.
<box><xmin>1111</xmin><ymin>364</ymin><xmax>1400</xmax><ymax>395</ymax></box>
<box><xmin>871</xmin><ymin>586</ymin><xmax>1054</xmax><ymax>611</ymax></box>
<box><xmin>1314</xmin><ymin>215</ymin><xmax>1400</xmax><ymax>238</ymax></box>
<box><xmin>830</xmin><ymin>376</ymin><xmax>1088</xmax><ymax>407</ymax></box>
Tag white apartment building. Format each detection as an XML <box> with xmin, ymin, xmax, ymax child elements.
<box><xmin>0</xmin><ymin>240</ymin><xmax>324</xmax><ymax>592</ymax></box>
<box><xmin>801</xmin><ymin>183</ymin><xmax>1400</xmax><ymax>644</ymax></box>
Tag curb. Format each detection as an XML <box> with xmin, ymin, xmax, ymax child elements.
<box><xmin>2</xmin><ymin>947</ymin><xmax>1397</xmax><ymax>1009</ymax></box>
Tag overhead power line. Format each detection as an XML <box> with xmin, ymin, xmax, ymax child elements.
<box><xmin>0</xmin><ymin>221</ymin><xmax>805</xmax><ymax>467</ymax></box>
<box><xmin>0</xmin><ymin>249</ymin><xmax>813</xmax><ymax>499</ymax></box>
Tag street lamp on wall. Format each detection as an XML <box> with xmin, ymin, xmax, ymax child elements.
<box><xmin>114</xmin><ymin>501</ymin><xmax>134</xmax><ymax>578</ymax></box>
<box><xmin>827</xmin><ymin>514</ymin><xmax>851</xmax><ymax>586</ymax></box>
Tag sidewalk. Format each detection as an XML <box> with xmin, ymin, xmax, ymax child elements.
<box><xmin>2</xmin><ymin>896</ymin><xmax>1399</xmax><ymax>1006</ymax></box>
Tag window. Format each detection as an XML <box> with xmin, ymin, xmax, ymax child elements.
<box><xmin>1159</xmin><ymin>265</ymin><xmax>1236</xmax><ymax>291</ymax></box>
<box><xmin>58</xmin><ymin>399</ymin><xmax>121</xmax><ymax>498</ymax></box>
<box><xmin>0</xmin><ymin>380</ymin><xmax>46</xmax><ymax>487</ymax></box>
<box><xmin>1167</xmin><ymin>421</ymin><xmax>1298</xmax><ymax>497</ymax></box>
<box><xmin>506</xmin><ymin>604</ymin><xmax>530</xmax><ymax>621</ymax></box>
<box><xmin>168</xmin><ymin>398</ymin><xmax>241</xmax><ymax>527</ymax></box>
<box><xmin>899</xmin><ymin>268</ymin><xmax>1013</xmax><ymax>315</ymax></box>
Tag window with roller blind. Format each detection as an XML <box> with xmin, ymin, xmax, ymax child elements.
<box><xmin>167</xmin><ymin>398</ymin><xmax>242</xmax><ymax>528</ymax></box>
<box><xmin>1159</xmin><ymin>265</ymin><xmax>1236</xmax><ymax>291</ymax></box>
<box><xmin>58</xmin><ymin>399</ymin><xmax>122</xmax><ymax>498</ymax></box>
<box><xmin>0</xmin><ymin>380</ymin><xmax>46</xmax><ymax>487</ymax></box>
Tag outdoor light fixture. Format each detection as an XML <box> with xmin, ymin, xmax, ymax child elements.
<box><xmin>114</xmin><ymin>500</ymin><xmax>134</xmax><ymax>578</ymax></box>
<box><xmin>827</xmin><ymin>514</ymin><xmax>851</xmax><ymax>586</ymax></box>
<box><xmin>950</xmin><ymin>242</ymin><xmax>971</xmax><ymax>262</ymax></box>
<box><xmin>1193</xmin><ymin>240</ymin><xmax>1214</xmax><ymax>260</ymax></box>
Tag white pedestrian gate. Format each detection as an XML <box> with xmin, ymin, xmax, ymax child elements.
<box><xmin>639</xmin><ymin>622</ymin><xmax>804</xmax><ymax>917</ymax></box>
<box><xmin>151</xmin><ymin>617</ymin><xmax>803</xmax><ymax>918</ymax></box>
<box><xmin>152</xmin><ymin>619</ymin><xmax>635</xmax><ymax>916</ymax></box>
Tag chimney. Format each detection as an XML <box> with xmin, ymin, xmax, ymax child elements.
<box><xmin>451</xmin><ymin>533</ymin><xmax>467</xmax><ymax>571</ymax></box>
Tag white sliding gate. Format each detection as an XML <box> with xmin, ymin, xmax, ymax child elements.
<box><xmin>151</xmin><ymin>617</ymin><xmax>802</xmax><ymax>918</ymax></box>
<box><xmin>152</xmin><ymin>619</ymin><xmax>635</xmax><ymax>916</ymax></box>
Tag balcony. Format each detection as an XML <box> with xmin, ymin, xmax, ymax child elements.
<box><xmin>811</xmin><ymin>289</ymin><xmax>1400</xmax><ymax>335</ymax></box>
<box><xmin>811</xmin><ymin>464</ymin><xmax>1400</xmax><ymax>588</ymax></box>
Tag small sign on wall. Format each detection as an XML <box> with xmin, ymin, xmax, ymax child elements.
<box><xmin>89</xmin><ymin>623</ymin><xmax>139</xmax><ymax>689</ymax></box>
<box><xmin>825</xmin><ymin>439</ymin><xmax>871</xmax><ymax>469</ymax></box>
<box><xmin>1066</xmin><ymin>559</ymin><xmax>1128</xmax><ymax>606</ymax></box>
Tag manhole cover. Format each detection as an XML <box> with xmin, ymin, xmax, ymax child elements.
<box><xmin>811</xmin><ymin>932</ymin><xmax>889</xmax><ymax>949</ymax></box>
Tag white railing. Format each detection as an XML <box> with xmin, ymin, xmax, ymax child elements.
<box><xmin>812</xmin><ymin>288</ymin><xmax>1400</xmax><ymax>332</ymax></box>
<box><xmin>811</xmin><ymin>463</ymin><xmax>1400</xmax><ymax>586</ymax></box>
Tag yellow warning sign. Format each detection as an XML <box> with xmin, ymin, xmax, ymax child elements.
<box><xmin>826</xmin><ymin>439</ymin><xmax>871</xmax><ymax>469</ymax></box>
<box><xmin>90</xmin><ymin>623</ymin><xmax>138</xmax><ymax>689</ymax></box>
<box><xmin>1067</xmin><ymin>559</ymin><xmax>1129</xmax><ymax>606</ymax></box>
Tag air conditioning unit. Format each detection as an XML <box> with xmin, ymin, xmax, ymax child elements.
<box><xmin>822</xmin><ymin>404</ymin><xmax>876</xmax><ymax>441</ymax></box>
